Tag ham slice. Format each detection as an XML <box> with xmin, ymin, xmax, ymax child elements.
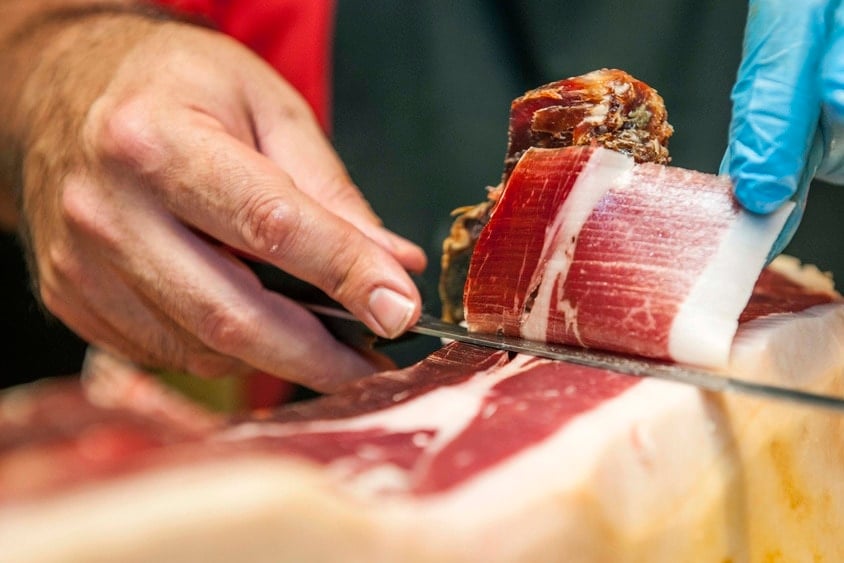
<box><xmin>1</xmin><ymin>257</ymin><xmax>843</xmax><ymax>562</ymax></box>
<box><xmin>465</xmin><ymin>145</ymin><xmax>794</xmax><ymax>369</ymax></box>
<box><xmin>439</xmin><ymin>69</ymin><xmax>674</xmax><ymax>324</ymax></box>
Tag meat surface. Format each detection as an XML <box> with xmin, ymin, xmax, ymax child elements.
<box><xmin>440</xmin><ymin>68</ymin><xmax>673</xmax><ymax>323</ymax></box>
<box><xmin>503</xmin><ymin>68</ymin><xmax>673</xmax><ymax>181</ymax></box>
<box><xmin>1</xmin><ymin>258</ymin><xmax>843</xmax><ymax>562</ymax></box>
<box><xmin>465</xmin><ymin>145</ymin><xmax>793</xmax><ymax>368</ymax></box>
<box><xmin>3</xmin><ymin>68</ymin><xmax>841</xmax><ymax>561</ymax></box>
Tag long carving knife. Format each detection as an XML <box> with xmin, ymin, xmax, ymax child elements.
<box><xmin>302</xmin><ymin>302</ymin><xmax>844</xmax><ymax>413</ymax></box>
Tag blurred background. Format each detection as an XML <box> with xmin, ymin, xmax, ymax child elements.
<box><xmin>2</xmin><ymin>1</ymin><xmax>841</xmax><ymax>387</ymax></box>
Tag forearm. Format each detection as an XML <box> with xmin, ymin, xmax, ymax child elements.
<box><xmin>0</xmin><ymin>1</ymin><xmax>180</xmax><ymax>231</ymax></box>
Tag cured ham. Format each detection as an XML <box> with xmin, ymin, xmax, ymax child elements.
<box><xmin>1</xmin><ymin>258</ymin><xmax>843</xmax><ymax>562</ymax></box>
<box><xmin>503</xmin><ymin>68</ymin><xmax>673</xmax><ymax>179</ymax></box>
<box><xmin>440</xmin><ymin>68</ymin><xmax>674</xmax><ymax>323</ymax></box>
<box><xmin>464</xmin><ymin>145</ymin><xmax>793</xmax><ymax>368</ymax></box>
<box><xmin>3</xmin><ymin>67</ymin><xmax>841</xmax><ymax>562</ymax></box>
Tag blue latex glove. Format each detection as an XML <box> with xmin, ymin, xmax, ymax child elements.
<box><xmin>720</xmin><ymin>0</ymin><xmax>844</xmax><ymax>261</ymax></box>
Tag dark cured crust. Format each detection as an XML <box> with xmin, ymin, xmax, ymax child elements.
<box><xmin>439</xmin><ymin>69</ymin><xmax>673</xmax><ymax>323</ymax></box>
<box><xmin>439</xmin><ymin>199</ymin><xmax>496</xmax><ymax>323</ymax></box>
<box><xmin>503</xmin><ymin>68</ymin><xmax>673</xmax><ymax>180</ymax></box>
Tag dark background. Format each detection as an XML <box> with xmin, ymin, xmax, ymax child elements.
<box><xmin>2</xmin><ymin>1</ymin><xmax>841</xmax><ymax>386</ymax></box>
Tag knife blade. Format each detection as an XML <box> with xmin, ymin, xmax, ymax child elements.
<box><xmin>302</xmin><ymin>302</ymin><xmax>844</xmax><ymax>413</ymax></box>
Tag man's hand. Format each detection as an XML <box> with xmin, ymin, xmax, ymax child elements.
<box><xmin>1</xmin><ymin>6</ymin><xmax>426</xmax><ymax>391</ymax></box>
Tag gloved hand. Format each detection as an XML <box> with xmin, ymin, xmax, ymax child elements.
<box><xmin>720</xmin><ymin>0</ymin><xmax>844</xmax><ymax>260</ymax></box>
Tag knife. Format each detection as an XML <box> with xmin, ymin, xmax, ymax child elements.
<box><xmin>302</xmin><ymin>302</ymin><xmax>844</xmax><ymax>413</ymax></box>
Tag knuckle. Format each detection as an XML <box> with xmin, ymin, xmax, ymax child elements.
<box><xmin>87</xmin><ymin>96</ymin><xmax>167</xmax><ymax>172</ymax></box>
<box><xmin>195</xmin><ymin>304</ymin><xmax>253</xmax><ymax>355</ymax></box>
<box><xmin>59</xmin><ymin>178</ymin><xmax>123</xmax><ymax>248</ymax></box>
<box><xmin>59</xmin><ymin>177</ymin><xmax>97</xmax><ymax>230</ymax></box>
<box><xmin>238</xmin><ymin>194</ymin><xmax>303</xmax><ymax>257</ymax></box>
<box><xmin>36</xmin><ymin>232</ymin><xmax>91</xmax><ymax>302</ymax></box>
<box><xmin>45</xmin><ymin>242</ymin><xmax>81</xmax><ymax>286</ymax></box>
<box><xmin>38</xmin><ymin>281</ymin><xmax>63</xmax><ymax>317</ymax></box>
<box><xmin>121</xmin><ymin>328</ymin><xmax>238</xmax><ymax>380</ymax></box>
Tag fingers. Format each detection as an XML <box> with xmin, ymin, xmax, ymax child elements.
<box><xmin>42</xmin><ymin>266</ymin><xmax>252</xmax><ymax>381</ymax></box>
<box><xmin>104</xmin><ymin>110</ymin><xmax>424</xmax><ymax>340</ymax></box>
<box><xmin>242</xmin><ymin>75</ymin><xmax>427</xmax><ymax>273</ymax></box>
<box><xmin>55</xmin><ymin>173</ymin><xmax>383</xmax><ymax>392</ymax></box>
<box><xmin>34</xmin><ymin>226</ymin><xmax>245</xmax><ymax>379</ymax></box>
<box><xmin>61</xmin><ymin>27</ymin><xmax>424</xmax><ymax>390</ymax></box>
<box><xmin>763</xmin><ymin>132</ymin><xmax>823</xmax><ymax>263</ymax></box>
<box><xmin>721</xmin><ymin>0</ymin><xmax>832</xmax><ymax>214</ymax></box>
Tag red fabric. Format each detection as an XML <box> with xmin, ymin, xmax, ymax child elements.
<box><xmin>154</xmin><ymin>0</ymin><xmax>335</xmax><ymax>132</ymax></box>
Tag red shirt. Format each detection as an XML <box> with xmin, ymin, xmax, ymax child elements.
<box><xmin>155</xmin><ymin>0</ymin><xmax>335</xmax><ymax>132</ymax></box>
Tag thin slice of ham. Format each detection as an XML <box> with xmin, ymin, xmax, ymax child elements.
<box><xmin>465</xmin><ymin>145</ymin><xmax>794</xmax><ymax>368</ymax></box>
<box><xmin>1</xmin><ymin>257</ymin><xmax>843</xmax><ymax>562</ymax></box>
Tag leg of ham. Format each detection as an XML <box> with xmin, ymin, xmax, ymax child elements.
<box><xmin>1</xmin><ymin>258</ymin><xmax>843</xmax><ymax>562</ymax></box>
<box><xmin>0</xmin><ymin>67</ymin><xmax>838</xmax><ymax>561</ymax></box>
<box><xmin>465</xmin><ymin>145</ymin><xmax>793</xmax><ymax>369</ymax></box>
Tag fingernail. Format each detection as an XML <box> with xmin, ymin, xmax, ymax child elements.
<box><xmin>368</xmin><ymin>287</ymin><xmax>415</xmax><ymax>338</ymax></box>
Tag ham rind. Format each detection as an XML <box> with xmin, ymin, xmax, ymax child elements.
<box><xmin>1</xmin><ymin>258</ymin><xmax>843</xmax><ymax>562</ymax></box>
<box><xmin>440</xmin><ymin>69</ymin><xmax>674</xmax><ymax>324</ymax></box>
<box><xmin>503</xmin><ymin>68</ymin><xmax>673</xmax><ymax>179</ymax></box>
<box><xmin>465</xmin><ymin>145</ymin><xmax>793</xmax><ymax>368</ymax></box>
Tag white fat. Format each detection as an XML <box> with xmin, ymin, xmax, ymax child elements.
<box><xmin>4</xmin><ymin>299</ymin><xmax>844</xmax><ymax>562</ymax></box>
<box><xmin>412</xmin><ymin>301</ymin><xmax>844</xmax><ymax>548</ymax></box>
<box><xmin>668</xmin><ymin>202</ymin><xmax>793</xmax><ymax>368</ymax></box>
<box><xmin>730</xmin><ymin>302</ymin><xmax>844</xmax><ymax>387</ymax></box>
<box><xmin>520</xmin><ymin>148</ymin><xmax>634</xmax><ymax>341</ymax></box>
<box><xmin>220</xmin><ymin>360</ymin><xmax>510</xmax><ymax>440</ymax></box>
<box><xmin>329</xmin><ymin>463</ymin><xmax>411</xmax><ymax>496</ymax></box>
<box><xmin>413</xmin><ymin>377</ymin><xmax>711</xmax><ymax>535</ymax></box>
<box><xmin>583</xmin><ymin>97</ymin><xmax>610</xmax><ymax>124</ymax></box>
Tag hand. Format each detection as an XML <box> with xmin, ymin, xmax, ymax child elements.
<box><xmin>720</xmin><ymin>0</ymin><xmax>844</xmax><ymax>258</ymax></box>
<box><xmin>10</xmin><ymin>11</ymin><xmax>426</xmax><ymax>391</ymax></box>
